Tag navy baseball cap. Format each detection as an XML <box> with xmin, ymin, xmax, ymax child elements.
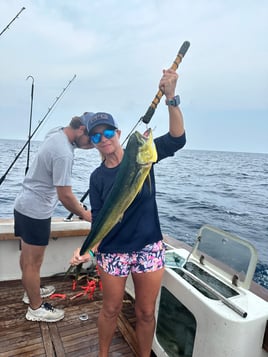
<box><xmin>81</xmin><ymin>112</ymin><xmax>118</xmax><ymax>134</ymax></box>
<box><xmin>79</xmin><ymin>112</ymin><xmax>95</xmax><ymax>129</ymax></box>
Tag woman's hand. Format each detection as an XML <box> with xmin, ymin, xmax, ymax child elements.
<box><xmin>70</xmin><ymin>247</ymin><xmax>91</xmax><ymax>266</ymax></box>
<box><xmin>159</xmin><ymin>68</ymin><xmax>178</xmax><ymax>99</ymax></box>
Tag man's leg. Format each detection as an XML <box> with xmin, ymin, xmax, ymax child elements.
<box><xmin>20</xmin><ymin>240</ymin><xmax>45</xmax><ymax>309</ymax></box>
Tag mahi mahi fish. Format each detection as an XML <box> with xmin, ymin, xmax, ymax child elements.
<box><xmin>67</xmin><ymin>128</ymin><xmax>157</xmax><ymax>277</ymax></box>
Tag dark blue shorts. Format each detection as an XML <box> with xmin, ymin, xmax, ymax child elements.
<box><xmin>14</xmin><ymin>209</ymin><xmax>51</xmax><ymax>246</ymax></box>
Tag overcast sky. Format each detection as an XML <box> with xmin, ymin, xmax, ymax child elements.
<box><xmin>1</xmin><ymin>0</ymin><xmax>267</xmax><ymax>153</ymax></box>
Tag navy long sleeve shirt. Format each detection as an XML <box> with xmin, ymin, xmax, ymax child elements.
<box><xmin>89</xmin><ymin>132</ymin><xmax>186</xmax><ymax>253</ymax></box>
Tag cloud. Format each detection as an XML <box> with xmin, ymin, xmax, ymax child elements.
<box><xmin>0</xmin><ymin>0</ymin><xmax>267</xmax><ymax>153</ymax></box>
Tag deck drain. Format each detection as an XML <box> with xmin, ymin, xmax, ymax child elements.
<box><xmin>79</xmin><ymin>313</ymin><xmax>89</xmax><ymax>321</ymax></box>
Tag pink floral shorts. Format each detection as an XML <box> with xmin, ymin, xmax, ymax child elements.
<box><xmin>96</xmin><ymin>240</ymin><xmax>165</xmax><ymax>277</ymax></box>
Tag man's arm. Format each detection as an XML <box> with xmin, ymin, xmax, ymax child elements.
<box><xmin>56</xmin><ymin>186</ymin><xmax>91</xmax><ymax>221</ymax></box>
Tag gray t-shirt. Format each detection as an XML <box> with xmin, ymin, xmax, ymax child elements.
<box><xmin>14</xmin><ymin>127</ymin><xmax>74</xmax><ymax>219</ymax></box>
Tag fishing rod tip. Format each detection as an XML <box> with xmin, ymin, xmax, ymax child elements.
<box><xmin>26</xmin><ymin>75</ymin><xmax>34</xmax><ymax>82</ymax></box>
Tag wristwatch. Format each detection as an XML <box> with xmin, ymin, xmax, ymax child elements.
<box><xmin>165</xmin><ymin>95</ymin><xmax>180</xmax><ymax>106</ymax></box>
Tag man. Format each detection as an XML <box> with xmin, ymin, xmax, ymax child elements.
<box><xmin>14</xmin><ymin>113</ymin><xmax>93</xmax><ymax>322</ymax></box>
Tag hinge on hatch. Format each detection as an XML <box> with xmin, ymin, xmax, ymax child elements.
<box><xmin>263</xmin><ymin>320</ymin><xmax>268</xmax><ymax>352</ymax></box>
<box><xmin>232</xmin><ymin>274</ymin><xmax>239</xmax><ymax>287</ymax></box>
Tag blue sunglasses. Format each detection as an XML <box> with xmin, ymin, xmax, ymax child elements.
<box><xmin>90</xmin><ymin>129</ymin><xmax>116</xmax><ymax>144</ymax></box>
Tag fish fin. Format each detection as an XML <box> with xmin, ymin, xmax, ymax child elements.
<box><xmin>118</xmin><ymin>213</ymin><xmax>124</xmax><ymax>223</ymax></box>
<box><xmin>64</xmin><ymin>263</ymin><xmax>83</xmax><ymax>281</ymax></box>
<box><xmin>64</xmin><ymin>264</ymin><xmax>73</xmax><ymax>280</ymax></box>
<box><xmin>80</xmin><ymin>231</ymin><xmax>95</xmax><ymax>255</ymax></box>
<box><xmin>131</xmin><ymin>169</ymin><xmax>152</xmax><ymax>193</ymax></box>
<box><xmin>144</xmin><ymin>175</ymin><xmax>152</xmax><ymax>193</ymax></box>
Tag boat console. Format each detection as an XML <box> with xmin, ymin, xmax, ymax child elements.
<box><xmin>149</xmin><ymin>225</ymin><xmax>268</xmax><ymax>357</ymax></box>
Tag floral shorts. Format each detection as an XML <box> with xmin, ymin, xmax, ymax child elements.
<box><xmin>96</xmin><ymin>240</ymin><xmax>165</xmax><ymax>277</ymax></box>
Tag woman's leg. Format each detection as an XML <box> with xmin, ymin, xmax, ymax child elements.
<box><xmin>132</xmin><ymin>268</ymin><xmax>164</xmax><ymax>357</ymax></box>
<box><xmin>97</xmin><ymin>267</ymin><xmax>127</xmax><ymax>357</ymax></box>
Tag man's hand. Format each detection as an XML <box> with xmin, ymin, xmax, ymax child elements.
<box><xmin>56</xmin><ymin>186</ymin><xmax>92</xmax><ymax>221</ymax></box>
<box><xmin>79</xmin><ymin>209</ymin><xmax>92</xmax><ymax>222</ymax></box>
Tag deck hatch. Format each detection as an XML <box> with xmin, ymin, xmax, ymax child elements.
<box><xmin>189</xmin><ymin>225</ymin><xmax>258</xmax><ymax>289</ymax></box>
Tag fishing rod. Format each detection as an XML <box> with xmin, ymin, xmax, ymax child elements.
<box><xmin>25</xmin><ymin>75</ymin><xmax>34</xmax><ymax>175</ymax></box>
<box><xmin>0</xmin><ymin>7</ymin><xmax>26</xmax><ymax>37</ymax></box>
<box><xmin>65</xmin><ymin>41</ymin><xmax>190</xmax><ymax>221</ymax></box>
<box><xmin>0</xmin><ymin>74</ymin><xmax>77</xmax><ymax>187</ymax></box>
<box><xmin>122</xmin><ymin>40</ymin><xmax>190</xmax><ymax>145</ymax></box>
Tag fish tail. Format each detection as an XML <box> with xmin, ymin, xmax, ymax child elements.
<box><xmin>75</xmin><ymin>263</ymin><xmax>83</xmax><ymax>280</ymax></box>
<box><xmin>146</xmin><ymin>175</ymin><xmax>152</xmax><ymax>193</ymax></box>
<box><xmin>64</xmin><ymin>264</ymin><xmax>74</xmax><ymax>280</ymax></box>
<box><xmin>64</xmin><ymin>263</ymin><xmax>83</xmax><ymax>281</ymax></box>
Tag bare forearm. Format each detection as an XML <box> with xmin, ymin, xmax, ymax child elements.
<box><xmin>168</xmin><ymin>105</ymin><xmax>185</xmax><ymax>137</ymax></box>
<box><xmin>56</xmin><ymin>187</ymin><xmax>91</xmax><ymax>221</ymax></box>
<box><xmin>159</xmin><ymin>68</ymin><xmax>185</xmax><ymax>138</ymax></box>
<box><xmin>61</xmin><ymin>194</ymin><xmax>82</xmax><ymax>215</ymax></box>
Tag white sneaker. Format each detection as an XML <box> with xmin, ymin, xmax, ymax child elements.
<box><xmin>26</xmin><ymin>302</ymin><xmax>64</xmax><ymax>322</ymax></box>
<box><xmin>22</xmin><ymin>285</ymin><xmax>56</xmax><ymax>304</ymax></box>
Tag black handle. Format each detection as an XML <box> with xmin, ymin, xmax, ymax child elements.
<box><xmin>141</xmin><ymin>41</ymin><xmax>190</xmax><ymax>124</ymax></box>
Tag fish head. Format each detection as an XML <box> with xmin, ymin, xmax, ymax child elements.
<box><xmin>133</xmin><ymin>128</ymin><xmax>158</xmax><ymax>165</ymax></box>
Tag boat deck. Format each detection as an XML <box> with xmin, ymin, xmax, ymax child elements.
<box><xmin>0</xmin><ymin>274</ymin><xmax>146</xmax><ymax>357</ymax></box>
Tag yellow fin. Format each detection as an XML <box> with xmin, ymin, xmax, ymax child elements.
<box><xmin>118</xmin><ymin>213</ymin><xmax>124</xmax><ymax>223</ymax></box>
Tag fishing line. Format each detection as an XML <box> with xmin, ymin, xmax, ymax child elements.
<box><xmin>0</xmin><ymin>7</ymin><xmax>26</xmax><ymax>37</ymax></box>
<box><xmin>122</xmin><ymin>40</ymin><xmax>190</xmax><ymax>146</ymax></box>
<box><xmin>0</xmin><ymin>74</ymin><xmax>77</xmax><ymax>187</ymax></box>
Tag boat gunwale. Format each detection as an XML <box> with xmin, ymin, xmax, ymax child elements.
<box><xmin>0</xmin><ymin>218</ymin><xmax>267</xmax><ymax>302</ymax></box>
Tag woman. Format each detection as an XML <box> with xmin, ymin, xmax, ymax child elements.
<box><xmin>70</xmin><ymin>68</ymin><xmax>186</xmax><ymax>357</ymax></box>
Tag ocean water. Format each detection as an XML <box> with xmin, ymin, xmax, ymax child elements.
<box><xmin>0</xmin><ymin>139</ymin><xmax>267</xmax><ymax>288</ymax></box>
